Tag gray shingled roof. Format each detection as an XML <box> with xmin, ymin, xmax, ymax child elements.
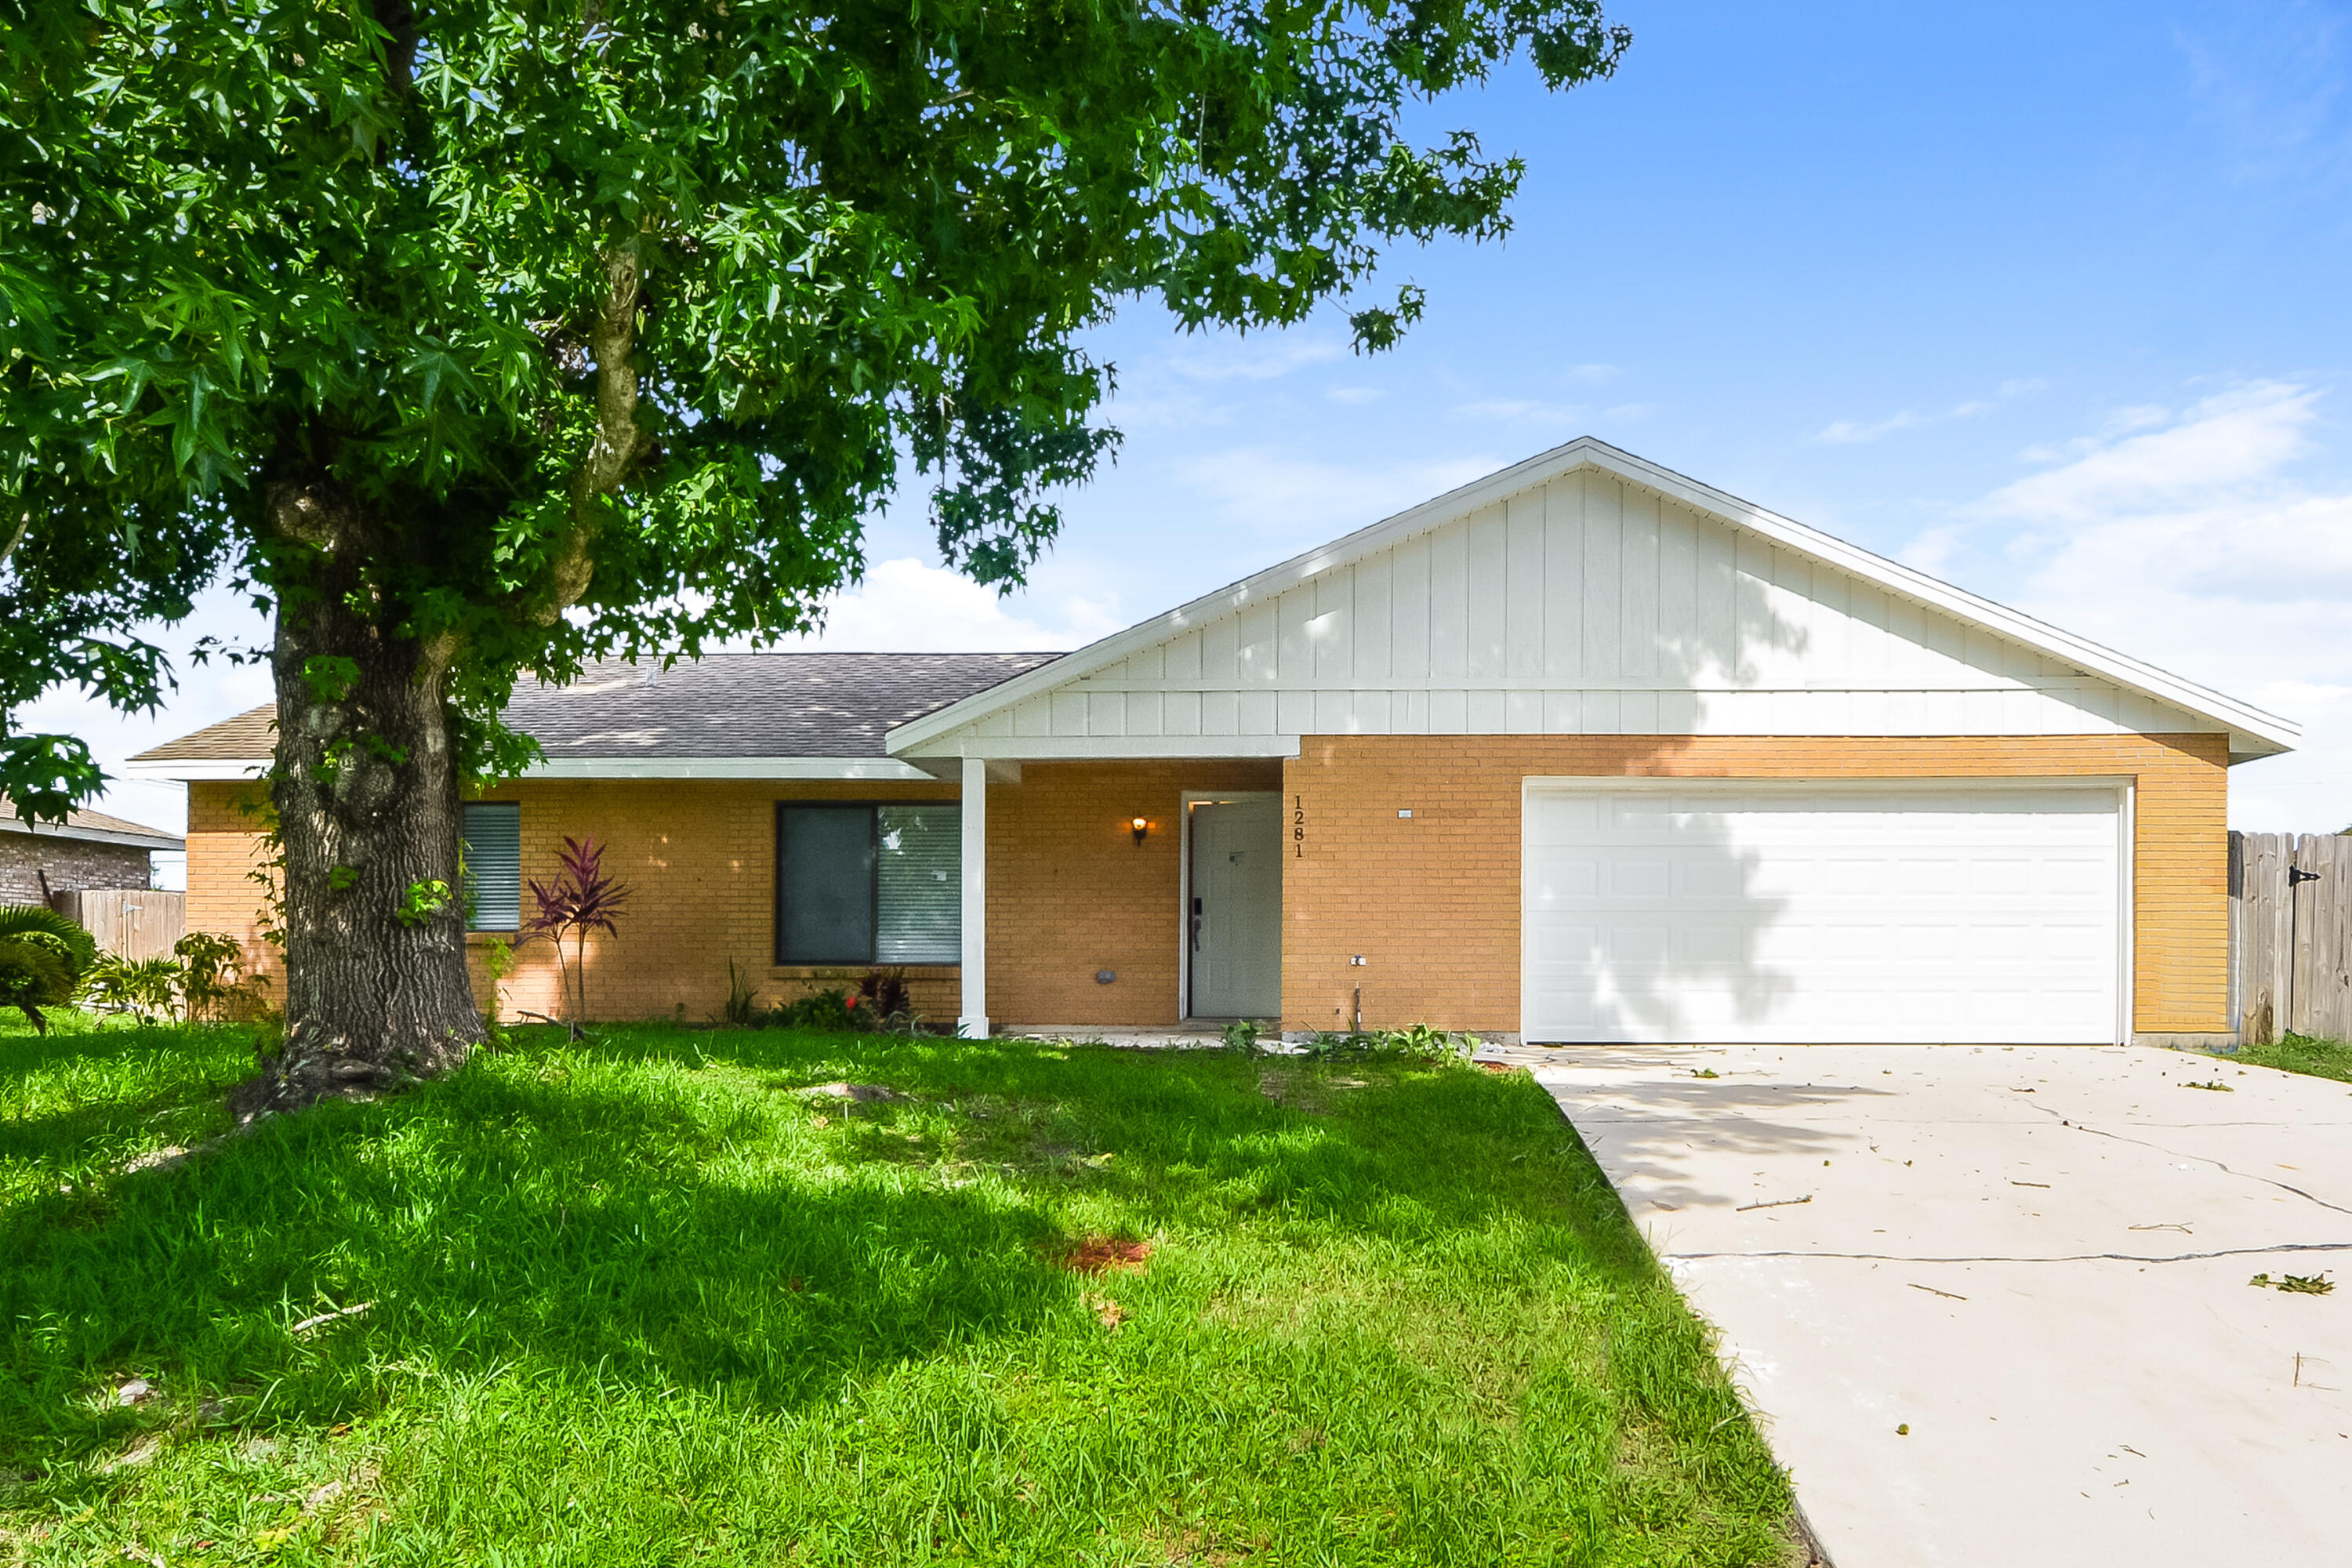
<box><xmin>130</xmin><ymin>653</ymin><xmax>1062</xmax><ymax>765</ymax></box>
<box><xmin>1</xmin><ymin>798</ymin><xmax>184</xmax><ymax>849</ymax></box>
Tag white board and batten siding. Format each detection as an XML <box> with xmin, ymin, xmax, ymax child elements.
<box><xmin>922</xmin><ymin>469</ymin><xmax>2219</xmax><ymax>755</ymax></box>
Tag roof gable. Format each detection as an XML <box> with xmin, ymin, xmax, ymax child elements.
<box><xmin>888</xmin><ymin>439</ymin><xmax>2297</xmax><ymax>762</ymax></box>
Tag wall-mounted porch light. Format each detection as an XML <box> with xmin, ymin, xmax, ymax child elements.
<box><xmin>1131</xmin><ymin>816</ymin><xmax>1150</xmax><ymax>845</ymax></box>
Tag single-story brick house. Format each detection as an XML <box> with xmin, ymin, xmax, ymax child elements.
<box><xmin>2</xmin><ymin>799</ymin><xmax>183</xmax><ymax>906</ymax></box>
<box><xmin>129</xmin><ymin>439</ymin><xmax>2295</xmax><ymax>1047</ymax></box>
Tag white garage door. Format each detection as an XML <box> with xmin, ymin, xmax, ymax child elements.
<box><xmin>1522</xmin><ymin>782</ymin><xmax>2124</xmax><ymax>1044</ymax></box>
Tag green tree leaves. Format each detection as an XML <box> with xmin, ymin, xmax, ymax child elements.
<box><xmin>0</xmin><ymin>0</ymin><xmax>1629</xmax><ymax>813</ymax></box>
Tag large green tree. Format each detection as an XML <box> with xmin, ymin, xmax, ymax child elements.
<box><xmin>2</xmin><ymin>0</ymin><xmax>1627</xmax><ymax>1108</ymax></box>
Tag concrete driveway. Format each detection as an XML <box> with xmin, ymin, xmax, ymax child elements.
<box><xmin>1500</xmin><ymin>1044</ymin><xmax>2352</xmax><ymax>1566</ymax></box>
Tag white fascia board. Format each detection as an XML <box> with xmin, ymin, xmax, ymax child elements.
<box><xmin>898</xmin><ymin>735</ymin><xmax>1302</xmax><ymax>762</ymax></box>
<box><xmin>118</xmin><ymin>759</ymin><xmax>263</xmax><ymax>782</ymax></box>
<box><xmin>122</xmin><ymin>756</ymin><xmax>931</xmax><ymax>782</ymax></box>
<box><xmin>885</xmin><ymin>437</ymin><xmax>2300</xmax><ymax>758</ymax></box>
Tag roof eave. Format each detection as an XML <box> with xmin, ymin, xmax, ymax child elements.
<box><xmin>122</xmin><ymin>755</ymin><xmax>935</xmax><ymax>783</ymax></box>
<box><xmin>0</xmin><ymin>819</ymin><xmax>183</xmax><ymax>851</ymax></box>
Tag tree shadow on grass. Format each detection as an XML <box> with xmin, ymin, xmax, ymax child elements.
<box><xmin>0</xmin><ymin>1029</ymin><xmax>1668</xmax><ymax>1470</ymax></box>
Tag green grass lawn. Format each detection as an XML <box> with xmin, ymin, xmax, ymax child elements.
<box><xmin>1</xmin><ymin>1014</ymin><xmax>1795</xmax><ymax>1566</ymax></box>
<box><xmin>2212</xmin><ymin>1033</ymin><xmax>2352</xmax><ymax>1085</ymax></box>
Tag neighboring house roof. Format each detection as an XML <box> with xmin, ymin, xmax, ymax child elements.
<box><xmin>888</xmin><ymin>437</ymin><xmax>2300</xmax><ymax>764</ymax></box>
<box><xmin>0</xmin><ymin>798</ymin><xmax>184</xmax><ymax>851</ymax></box>
<box><xmin>125</xmin><ymin>653</ymin><xmax>1060</xmax><ymax>782</ymax></box>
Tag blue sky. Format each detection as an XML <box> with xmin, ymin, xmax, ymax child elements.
<box><xmin>41</xmin><ymin>0</ymin><xmax>2352</xmax><ymax>844</ymax></box>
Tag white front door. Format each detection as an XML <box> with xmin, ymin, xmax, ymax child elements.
<box><xmin>1189</xmin><ymin>795</ymin><xmax>1282</xmax><ymax>1018</ymax></box>
<box><xmin>1522</xmin><ymin>781</ymin><xmax>2125</xmax><ymax>1044</ymax></box>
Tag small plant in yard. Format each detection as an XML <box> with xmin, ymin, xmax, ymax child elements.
<box><xmin>1221</xmin><ymin>1018</ymin><xmax>1261</xmax><ymax>1054</ymax></box>
<box><xmin>172</xmin><ymin>931</ymin><xmax>260</xmax><ymax>1023</ymax></box>
<box><xmin>719</xmin><ymin>958</ymin><xmax>760</xmax><ymax>1027</ymax></box>
<box><xmin>78</xmin><ymin>953</ymin><xmax>183</xmax><ymax>1024</ymax></box>
<box><xmin>768</xmin><ymin>985</ymin><xmax>859</xmax><ymax>1033</ymax></box>
<box><xmin>521</xmin><ymin>836</ymin><xmax>633</xmax><ymax>1038</ymax></box>
<box><xmin>0</xmin><ymin>904</ymin><xmax>96</xmax><ymax>1033</ymax></box>
<box><xmin>1301</xmin><ymin>1022</ymin><xmax>1477</xmax><ymax>1062</ymax></box>
<box><xmin>855</xmin><ymin>967</ymin><xmax>917</xmax><ymax>1033</ymax></box>
<box><xmin>477</xmin><ymin>937</ymin><xmax>517</xmax><ymax>1048</ymax></box>
<box><xmin>72</xmin><ymin>934</ymin><xmax>267</xmax><ymax>1028</ymax></box>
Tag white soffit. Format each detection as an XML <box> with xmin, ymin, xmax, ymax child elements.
<box><xmin>886</xmin><ymin>437</ymin><xmax>2299</xmax><ymax>761</ymax></box>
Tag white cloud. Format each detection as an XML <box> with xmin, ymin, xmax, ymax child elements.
<box><xmin>1987</xmin><ymin>381</ymin><xmax>2318</xmax><ymax>521</ymax></box>
<box><xmin>1159</xmin><ymin>335</ymin><xmax>1344</xmax><ymax>383</ymax></box>
<box><xmin>2176</xmin><ymin>4</ymin><xmax>2352</xmax><ymax>183</ymax></box>
<box><xmin>1817</xmin><ymin>378</ymin><xmax>2044</xmax><ymax>445</ymax></box>
<box><xmin>1325</xmin><ymin>386</ymin><xmax>1385</xmax><ymax>406</ymax></box>
<box><xmin>1819</xmin><ymin>409</ymin><xmax>1929</xmax><ymax>445</ymax></box>
<box><xmin>1896</xmin><ymin>524</ymin><xmax>1966</xmax><ymax>578</ymax></box>
<box><xmin>1170</xmin><ymin>445</ymin><xmax>1506</xmax><ymax>540</ymax></box>
<box><xmin>1976</xmin><ymin>382</ymin><xmax>2352</xmax><ymax>828</ymax></box>
<box><xmin>780</xmin><ymin>557</ymin><xmax>1120</xmax><ymax>653</ymax></box>
<box><xmin>1450</xmin><ymin>397</ymin><xmax>1588</xmax><ymax>429</ymax></box>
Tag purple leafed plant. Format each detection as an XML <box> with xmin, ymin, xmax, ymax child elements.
<box><xmin>521</xmin><ymin>835</ymin><xmax>633</xmax><ymax>1036</ymax></box>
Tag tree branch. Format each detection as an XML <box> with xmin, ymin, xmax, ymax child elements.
<box><xmin>538</xmin><ymin>242</ymin><xmax>645</xmax><ymax>623</ymax></box>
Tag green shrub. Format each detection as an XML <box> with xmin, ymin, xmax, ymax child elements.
<box><xmin>0</xmin><ymin>903</ymin><xmax>98</xmax><ymax>976</ymax></box>
<box><xmin>0</xmin><ymin>940</ymin><xmax>73</xmax><ymax>1030</ymax></box>
<box><xmin>768</xmin><ymin>986</ymin><xmax>860</xmax><ymax>1033</ymax></box>
<box><xmin>0</xmin><ymin>904</ymin><xmax>99</xmax><ymax>1033</ymax></box>
<box><xmin>173</xmin><ymin>930</ymin><xmax>256</xmax><ymax>1022</ymax></box>
<box><xmin>81</xmin><ymin>953</ymin><xmax>187</xmax><ymax>1025</ymax></box>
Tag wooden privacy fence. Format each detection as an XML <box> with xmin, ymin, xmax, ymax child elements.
<box><xmin>52</xmin><ymin>888</ymin><xmax>186</xmax><ymax>964</ymax></box>
<box><xmin>2232</xmin><ymin>832</ymin><xmax>2352</xmax><ymax>1045</ymax></box>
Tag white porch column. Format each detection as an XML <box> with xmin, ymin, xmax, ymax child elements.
<box><xmin>958</xmin><ymin>754</ymin><xmax>989</xmax><ymax>1037</ymax></box>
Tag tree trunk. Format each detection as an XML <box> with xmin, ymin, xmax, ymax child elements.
<box><xmin>235</xmin><ymin>511</ymin><xmax>485</xmax><ymax>1116</ymax></box>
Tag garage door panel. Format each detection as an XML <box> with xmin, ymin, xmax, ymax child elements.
<box><xmin>1522</xmin><ymin>782</ymin><xmax>2122</xmax><ymax>1044</ymax></box>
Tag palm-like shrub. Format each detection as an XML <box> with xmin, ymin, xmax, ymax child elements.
<box><xmin>0</xmin><ymin>904</ymin><xmax>100</xmax><ymax>1033</ymax></box>
<box><xmin>521</xmin><ymin>837</ymin><xmax>633</xmax><ymax>1036</ymax></box>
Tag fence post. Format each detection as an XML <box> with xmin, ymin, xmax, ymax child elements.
<box><xmin>2237</xmin><ymin>833</ymin><xmax>2287</xmax><ymax>1046</ymax></box>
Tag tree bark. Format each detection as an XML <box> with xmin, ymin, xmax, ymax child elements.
<box><xmin>234</xmin><ymin>481</ymin><xmax>484</xmax><ymax>1117</ymax></box>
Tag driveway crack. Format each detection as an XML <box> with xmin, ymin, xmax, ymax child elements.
<box><xmin>2022</xmin><ymin>1102</ymin><xmax>2352</xmax><ymax>1220</ymax></box>
<box><xmin>1663</xmin><ymin>1241</ymin><xmax>2352</xmax><ymax>1265</ymax></box>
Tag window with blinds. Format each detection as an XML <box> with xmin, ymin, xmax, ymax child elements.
<box><xmin>461</xmin><ymin>802</ymin><xmax>522</xmax><ymax>931</ymax></box>
<box><xmin>775</xmin><ymin>803</ymin><xmax>960</xmax><ymax>964</ymax></box>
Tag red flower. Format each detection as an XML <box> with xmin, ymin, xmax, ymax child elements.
<box><xmin>844</xmin><ymin>994</ymin><xmax>859</xmax><ymax>1008</ymax></box>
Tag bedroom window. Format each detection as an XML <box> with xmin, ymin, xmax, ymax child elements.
<box><xmin>460</xmin><ymin>801</ymin><xmax>522</xmax><ymax>931</ymax></box>
<box><xmin>775</xmin><ymin>803</ymin><xmax>960</xmax><ymax>965</ymax></box>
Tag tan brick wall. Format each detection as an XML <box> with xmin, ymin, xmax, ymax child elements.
<box><xmin>184</xmin><ymin>732</ymin><xmax>2230</xmax><ymax>1039</ymax></box>
<box><xmin>187</xmin><ymin>777</ymin><xmax>964</xmax><ymax>1025</ymax></box>
<box><xmin>1281</xmin><ymin>734</ymin><xmax>2230</xmax><ymax>1037</ymax></box>
<box><xmin>185</xmin><ymin>782</ymin><xmax>281</xmax><ymax>1007</ymax></box>
<box><xmin>984</xmin><ymin>760</ymin><xmax>1283</xmax><ymax>1025</ymax></box>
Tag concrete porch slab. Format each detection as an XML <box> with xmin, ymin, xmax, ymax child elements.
<box><xmin>1494</xmin><ymin>1044</ymin><xmax>2352</xmax><ymax>1566</ymax></box>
